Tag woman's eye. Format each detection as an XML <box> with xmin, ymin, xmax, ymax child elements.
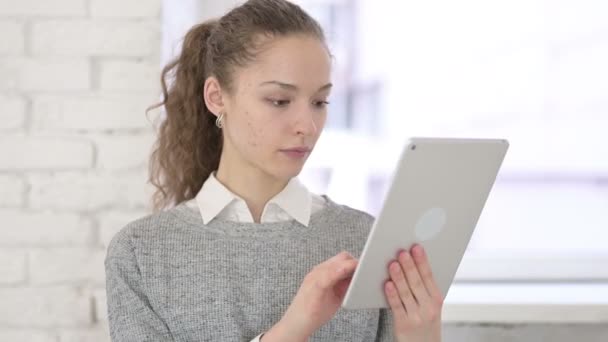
<box><xmin>268</xmin><ymin>99</ymin><xmax>290</xmax><ymax>107</ymax></box>
<box><xmin>314</xmin><ymin>100</ymin><xmax>330</xmax><ymax>108</ymax></box>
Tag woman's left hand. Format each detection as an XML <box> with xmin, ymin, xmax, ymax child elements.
<box><xmin>384</xmin><ymin>244</ymin><xmax>443</xmax><ymax>342</ymax></box>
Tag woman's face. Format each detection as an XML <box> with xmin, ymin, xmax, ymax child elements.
<box><xmin>221</xmin><ymin>34</ymin><xmax>332</xmax><ymax>181</ymax></box>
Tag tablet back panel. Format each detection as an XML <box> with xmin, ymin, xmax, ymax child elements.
<box><xmin>342</xmin><ymin>137</ymin><xmax>509</xmax><ymax>309</ymax></box>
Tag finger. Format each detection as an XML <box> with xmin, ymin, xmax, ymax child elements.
<box><xmin>333</xmin><ymin>250</ymin><xmax>355</xmax><ymax>261</ymax></box>
<box><xmin>325</xmin><ymin>251</ymin><xmax>354</xmax><ymax>268</ymax></box>
<box><xmin>410</xmin><ymin>245</ymin><xmax>442</xmax><ymax>300</ymax></box>
<box><xmin>388</xmin><ymin>261</ymin><xmax>419</xmax><ymax>315</ymax></box>
<box><xmin>384</xmin><ymin>280</ymin><xmax>408</xmax><ymax>324</ymax></box>
<box><xmin>334</xmin><ymin>276</ymin><xmax>352</xmax><ymax>298</ymax></box>
<box><xmin>335</xmin><ymin>258</ymin><xmax>358</xmax><ymax>279</ymax></box>
<box><xmin>321</xmin><ymin>258</ymin><xmax>358</xmax><ymax>289</ymax></box>
<box><xmin>398</xmin><ymin>249</ymin><xmax>431</xmax><ymax>305</ymax></box>
<box><xmin>328</xmin><ymin>251</ymin><xmax>356</xmax><ymax>277</ymax></box>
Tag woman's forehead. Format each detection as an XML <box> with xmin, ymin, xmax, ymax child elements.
<box><xmin>235</xmin><ymin>35</ymin><xmax>331</xmax><ymax>91</ymax></box>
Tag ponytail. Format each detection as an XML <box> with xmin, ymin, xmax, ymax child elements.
<box><xmin>148</xmin><ymin>20</ymin><xmax>222</xmax><ymax>211</ymax></box>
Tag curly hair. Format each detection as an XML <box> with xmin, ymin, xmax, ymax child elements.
<box><xmin>147</xmin><ymin>0</ymin><xmax>326</xmax><ymax>211</ymax></box>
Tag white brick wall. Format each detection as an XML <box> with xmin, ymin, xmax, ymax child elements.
<box><xmin>99</xmin><ymin>60</ymin><xmax>160</xmax><ymax>91</ymax></box>
<box><xmin>29</xmin><ymin>248</ymin><xmax>106</xmax><ymax>285</ymax></box>
<box><xmin>0</xmin><ymin>0</ymin><xmax>161</xmax><ymax>339</ymax></box>
<box><xmin>28</xmin><ymin>171</ymin><xmax>152</xmax><ymax>211</ymax></box>
<box><xmin>0</xmin><ymin>135</ymin><xmax>94</xmax><ymax>170</ymax></box>
<box><xmin>0</xmin><ymin>0</ymin><xmax>87</xmax><ymax>17</ymax></box>
<box><xmin>0</xmin><ymin>174</ymin><xmax>26</xmax><ymax>206</ymax></box>
<box><xmin>0</xmin><ymin>331</ymin><xmax>57</xmax><ymax>342</ymax></box>
<box><xmin>0</xmin><ymin>20</ymin><xmax>24</xmax><ymax>55</ymax></box>
<box><xmin>94</xmin><ymin>133</ymin><xmax>155</xmax><ymax>170</ymax></box>
<box><xmin>61</xmin><ymin>329</ymin><xmax>111</xmax><ymax>342</ymax></box>
<box><xmin>0</xmin><ymin>288</ymin><xmax>92</xmax><ymax>327</ymax></box>
<box><xmin>90</xmin><ymin>0</ymin><xmax>161</xmax><ymax>19</ymax></box>
<box><xmin>0</xmin><ymin>95</ymin><xmax>26</xmax><ymax>130</ymax></box>
<box><xmin>32</xmin><ymin>95</ymin><xmax>155</xmax><ymax>131</ymax></box>
<box><xmin>32</xmin><ymin>20</ymin><xmax>158</xmax><ymax>57</ymax></box>
<box><xmin>0</xmin><ymin>58</ymin><xmax>90</xmax><ymax>91</ymax></box>
<box><xmin>0</xmin><ymin>210</ymin><xmax>94</xmax><ymax>245</ymax></box>
<box><xmin>0</xmin><ymin>250</ymin><xmax>27</xmax><ymax>285</ymax></box>
<box><xmin>93</xmin><ymin>289</ymin><xmax>108</xmax><ymax>323</ymax></box>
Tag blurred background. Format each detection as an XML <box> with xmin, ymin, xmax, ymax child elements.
<box><xmin>1</xmin><ymin>0</ymin><xmax>607</xmax><ymax>341</ymax></box>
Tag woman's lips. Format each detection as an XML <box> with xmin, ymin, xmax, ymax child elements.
<box><xmin>280</xmin><ymin>147</ymin><xmax>311</xmax><ymax>159</ymax></box>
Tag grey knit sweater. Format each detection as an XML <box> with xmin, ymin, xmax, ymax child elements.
<box><xmin>105</xmin><ymin>196</ymin><xmax>393</xmax><ymax>341</ymax></box>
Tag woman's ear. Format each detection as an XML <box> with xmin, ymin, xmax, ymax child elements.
<box><xmin>203</xmin><ymin>76</ymin><xmax>225</xmax><ymax>117</ymax></box>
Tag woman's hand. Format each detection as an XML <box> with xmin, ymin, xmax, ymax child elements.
<box><xmin>384</xmin><ymin>244</ymin><xmax>443</xmax><ymax>342</ymax></box>
<box><xmin>264</xmin><ymin>251</ymin><xmax>358</xmax><ymax>341</ymax></box>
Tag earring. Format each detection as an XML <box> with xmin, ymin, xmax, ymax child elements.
<box><xmin>215</xmin><ymin>112</ymin><xmax>224</xmax><ymax>129</ymax></box>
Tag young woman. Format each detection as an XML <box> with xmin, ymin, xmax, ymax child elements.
<box><xmin>104</xmin><ymin>0</ymin><xmax>443</xmax><ymax>341</ymax></box>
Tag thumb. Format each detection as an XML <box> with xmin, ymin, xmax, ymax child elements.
<box><xmin>334</xmin><ymin>276</ymin><xmax>353</xmax><ymax>299</ymax></box>
<box><xmin>332</xmin><ymin>258</ymin><xmax>358</xmax><ymax>283</ymax></box>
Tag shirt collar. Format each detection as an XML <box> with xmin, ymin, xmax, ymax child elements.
<box><xmin>195</xmin><ymin>172</ymin><xmax>239</xmax><ymax>225</ymax></box>
<box><xmin>267</xmin><ymin>177</ymin><xmax>312</xmax><ymax>227</ymax></box>
<box><xmin>194</xmin><ymin>172</ymin><xmax>313</xmax><ymax>227</ymax></box>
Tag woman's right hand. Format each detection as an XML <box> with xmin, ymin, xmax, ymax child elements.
<box><xmin>262</xmin><ymin>251</ymin><xmax>359</xmax><ymax>341</ymax></box>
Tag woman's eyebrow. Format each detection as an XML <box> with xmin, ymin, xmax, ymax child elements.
<box><xmin>259</xmin><ymin>80</ymin><xmax>333</xmax><ymax>92</ymax></box>
<box><xmin>318</xmin><ymin>83</ymin><xmax>333</xmax><ymax>91</ymax></box>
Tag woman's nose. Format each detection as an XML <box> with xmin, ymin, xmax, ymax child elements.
<box><xmin>294</xmin><ymin>110</ymin><xmax>318</xmax><ymax>136</ymax></box>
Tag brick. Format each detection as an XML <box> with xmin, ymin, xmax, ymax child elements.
<box><xmin>90</xmin><ymin>0</ymin><xmax>160</xmax><ymax>18</ymax></box>
<box><xmin>32</xmin><ymin>20</ymin><xmax>159</xmax><ymax>57</ymax></box>
<box><xmin>0</xmin><ymin>58</ymin><xmax>89</xmax><ymax>91</ymax></box>
<box><xmin>99</xmin><ymin>59</ymin><xmax>160</xmax><ymax>91</ymax></box>
<box><xmin>0</xmin><ymin>135</ymin><xmax>94</xmax><ymax>170</ymax></box>
<box><xmin>0</xmin><ymin>20</ymin><xmax>24</xmax><ymax>55</ymax></box>
<box><xmin>0</xmin><ymin>287</ymin><xmax>92</xmax><ymax>327</ymax></box>
<box><xmin>32</xmin><ymin>94</ymin><xmax>157</xmax><ymax>132</ymax></box>
<box><xmin>0</xmin><ymin>331</ymin><xmax>57</xmax><ymax>342</ymax></box>
<box><xmin>0</xmin><ymin>95</ymin><xmax>26</xmax><ymax>131</ymax></box>
<box><xmin>29</xmin><ymin>171</ymin><xmax>153</xmax><ymax>211</ymax></box>
<box><xmin>60</xmin><ymin>328</ymin><xmax>110</xmax><ymax>342</ymax></box>
<box><xmin>0</xmin><ymin>250</ymin><xmax>26</xmax><ymax>285</ymax></box>
<box><xmin>0</xmin><ymin>174</ymin><xmax>25</xmax><ymax>206</ymax></box>
<box><xmin>94</xmin><ymin>133</ymin><xmax>155</xmax><ymax>170</ymax></box>
<box><xmin>0</xmin><ymin>0</ymin><xmax>86</xmax><ymax>16</ymax></box>
<box><xmin>92</xmin><ymin>290</ymin><xmax>108</xmax><ymax>324</ymax></box>
<box><xmin>29</xmin><ymin>248</ymin><xmax>106</xmax><ymax>286</ymax></box>
<box><xmin>0</xmin><ymin>210</ymin><xmax>93</xmax><ymax>246</ymax></box>
<box><xmin>98</xmin><ymin>210</ymin><xmax>148</xmax><ymax>248</ymax></box>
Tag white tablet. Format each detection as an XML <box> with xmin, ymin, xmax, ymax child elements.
<box><xmin>341</xmin><ymin>137</ymin><xmax>509</xmax><ymax>309</ymax></box>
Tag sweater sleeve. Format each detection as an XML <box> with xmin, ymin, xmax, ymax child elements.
<box><xmin>104</xmin><ymin>230</ymin><xmax>175</xmax><ymax>342</ymax></box>
<box><xmin>375</xmin><ymin>308</ymin><xmax>394</xmax><ymax>342</ymax></box>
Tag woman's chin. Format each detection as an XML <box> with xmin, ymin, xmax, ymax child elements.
<box><xmin>270</xmin><ymin>162</ymin><xmax>305</xmax><ymax>180</ymax></box>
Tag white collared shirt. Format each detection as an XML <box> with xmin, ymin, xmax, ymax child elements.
<box><xmin>185</xmin><ymin>172</ymin><xmax>325</xmax><ymax>227</ymax></box>
<box><xmin>184</xmin><ymin>173</ymin><xmax>326</xmax><ymax>341</ymax></box>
